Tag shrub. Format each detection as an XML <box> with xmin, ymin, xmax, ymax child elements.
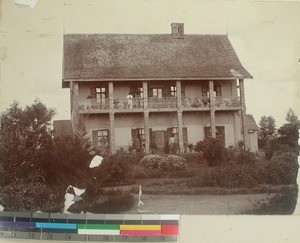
<box><xmin>140</xmin><ymin>154</ymin><xmax>164</xmax><ymax>169</ymax></box>
<box><xmin>183</xmin><ymin>153</ymin><xmax>206</xmax><ymax>166</ymax></box>
<box><xmin>0</xmin><ymin>181</ymin><xmax>64</xmax><ymax>212</ymax></box>
<box><xmin>158</xmin><ymin>155</ymin><xmax>186</xmax><ymax>171</ymax></box>
<box><xmin>68</xmin><ymin>188</ymin><xmax>134</xmax><ymax>213</ymax></box>
<box><xmin>265</xmin><ymin>152</ymin><xmax>298</xmax><ymax>185</ymax></box>
<box><xmin>195</xmin><ymin>138</ymin><xmax>225</xmax><ymax>166</ymax></box>
<box><xmin>232</xmin><ymin>150</ymin><xmax>259</xmax><ymax>165</ymax></box>
<box><xmin>95</xmin><ymin>152</ymin><xmax>135</xmax><ymax>185</ymax></box>
<box><xmin>242</xmin><ymin>186</ymin><xmax>298</xmax><ymax>215</ymax></box>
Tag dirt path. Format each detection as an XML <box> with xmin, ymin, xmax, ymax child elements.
<box><xmin>125</xmin><ymin>193</ymin><xmax>274</xmax><ymax>215</ymax></box>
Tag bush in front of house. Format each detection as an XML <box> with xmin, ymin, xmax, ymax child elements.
<box><xmin>140</xmin><ymin>154</ymin><xmax>164</xmax><ymax>169</ymax></box>
<box><xmin>95</xmin><ymin>152</ymin><xmax>136</xmax><ymax>185</ymax></box>
<box><xmin>231</xmin><ymin>149</ymin><xmax>259</xmax><ymax>165</ymax></box>
<box><xmin>265</xmin><ymin>152</ymin><xmax>299</xmax><ymax>185</ymax></box>
<box><xmin>194</xmin><ymin>138</ymin><xmax>225</xmax><ymax>166</ymax></box>
<box><xmin>0</xmin><ymin>181</ymin><xmax>64</xmax><ymax>212</ymax></box>
<box><xmin>183</xmin><ymin>153</ymin><xmax>206</xmax><ymax>166</ymax></box>
<box><xmin>158</xmin><ymin>155</ymin><xmax>186</xmax><ymax>171</ymax></box>
<box><xmin>68</xmin><ymin>188</ymin><xmax>134</xmax><ymax>214</ymax></box>
<box><xmin>188</xmin><ymin>163</ymin><xmax>267</xmax><ymax>189</ymax></box>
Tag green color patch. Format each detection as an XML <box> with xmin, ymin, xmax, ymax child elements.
<box><xmin>77</xmin><ymin>224</ymin><xmax>119</xmax><ymax>230</ymax></box>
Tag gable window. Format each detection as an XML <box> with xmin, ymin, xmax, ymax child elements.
<box><xmin>92</xmin><ymin>129</ymin><xmax>109</xmax><ymax>148</ymax></box>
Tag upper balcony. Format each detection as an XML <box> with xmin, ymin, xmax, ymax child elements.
<box><xmin>78</xmin><ymin>97</ymin><xmax>241</xmax><ymax>113</ymax></box>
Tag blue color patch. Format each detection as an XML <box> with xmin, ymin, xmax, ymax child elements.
<box><xmin>36</xmin><ymin>223</ymin><xmax>76</xmax><ymax>229</ymax></box>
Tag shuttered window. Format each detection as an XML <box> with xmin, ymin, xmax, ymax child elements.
<box><xmin>92</xmin><ymin>129</ymin><xmax>109</xmax><ymax>147</ymax></box>
<box><xmin>204</xmin><ymin>126</ymin><xmax>225</xmax><ymax>146</ymax></box>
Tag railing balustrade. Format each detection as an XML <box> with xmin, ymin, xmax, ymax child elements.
<box><xmin>113</xmin><ymin>98</ymin><xmax>144</xmax><ymax>109</ymax></box>
<box><xmin>181</xmin><ymin>97</ymin><xmax>210</xmax><ymax>108</ymax></box>
<box><xmin>148</xmin><ymin>97</ymin><xmax>177</xmax><ymax>109</ymax></box>
<box><xmin>215</xmin><ymin>97</ymin><xmax>240</xmax><ymax>108</ymax></box>
<box><xmin>78</xmin><ymin>96</ymin><xmax>241</xmax><ymax>112</ymax></box>
<box><xmin>78</xmin><ymin>98</ymin><xmax>110</xmax><ymax>112</ymax></box>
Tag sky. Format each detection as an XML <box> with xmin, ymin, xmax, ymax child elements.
<box><xmin>1</xmin><ymin>0</ymin><xmax>299</xmax><ymax>127</ymax></box>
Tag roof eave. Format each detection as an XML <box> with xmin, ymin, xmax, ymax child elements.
<box><xmin>62</xmin><ymin>76</ymin><xmax>253</xmax><ymax>83</ymax></box>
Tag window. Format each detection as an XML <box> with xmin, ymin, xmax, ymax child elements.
<box><xmin>202</xmin><ymin>84</ymin><xmax>222</xmax><ymax>97</ymax></box>
<box><xmin>204</xmin><ymin>126</ymin><xmax>225</xmax><ymax>145</ymax></box>
<box><xmin>214</xmin><ymin>85</ymin><xmax>222</xmax><ymax>97</ymax></box>
<box><xmin>92</xmin><ymin>129</ymin><xmax>109</xmax><ymax>147</ymax></box>
<box><xmin>202</xmin><ymin>85</ymin><xmax>209</xmax><ymax>97</ymax></box>
<box><xmin>137</xmin><ymin>128</ymin><xmax>145</xmax><ymax>148</ymax></box>
<box><xmin>170</xmin><ymin>86</ymin><xmax>177</xmax><ymax>97</ymax></box>
<box><xmin>91</xmin><ymin>86</ymin><xmax>107</xmax><ymax>100</ymax></box>
<box><xmin>131</xmin><ymin>128</ymin><xmax>145</xmax><ymax>149</ymax></box>
<box><xmin>152</xmin><ymin>88</ymin><xmax>163</xmax><ymax>98</ymax></box>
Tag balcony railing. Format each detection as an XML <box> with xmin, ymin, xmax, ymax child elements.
<box><xmin>79</xmin><ymin>98</ymin><xmax>110</xmax><ymax>112</ymax></box>
<box><xmin>78</xmin><ymin>97</ymin><xmax>241</xmax><ymax>112</ymax></box>
<box><xmin>215</xmin><ymin>97</ymin><xmax>240</xmax><ymax>108</ymax></box>
<box><xmin>113</xmin><ymin>98</ymin><xmax>144</xmax><ymax>110</ymax></box>
<box><xmin>148</xmin><ymin>97</ymin><xmax>177</xmax><ymax>109</ymax></box>
<box><xmin>181</xmin><ymin>97</ymin><xmax>210</xmax><ymax>109</ymax></box>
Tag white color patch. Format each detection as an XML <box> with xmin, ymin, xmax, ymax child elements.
<box><xmin>89</xmin><ymin>155</ymin><xmax>103</xmax><ymax>168</ymax></box>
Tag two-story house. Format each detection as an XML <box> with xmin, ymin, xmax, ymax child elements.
<box><xmin>62</xmin><ymin>23</ymin><xmax>257</xmax><ymax>154</ymax></box>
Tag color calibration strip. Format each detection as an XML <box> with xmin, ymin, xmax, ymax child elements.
<box><xmin>0</xmin><ymin>212</ymin><xmax>179</xmax><ymax>242</ymax></box>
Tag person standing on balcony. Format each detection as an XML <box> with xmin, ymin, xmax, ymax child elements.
<box><xmin>126</xmin><ymin>92</ymin><xmax>133</xmax><ymax>109</ymax></box>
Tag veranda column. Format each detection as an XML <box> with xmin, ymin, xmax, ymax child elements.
<box><xmin>143</xmin><ymin>81</ymin><xmax>150</xmax><ymax>154</ymax></box>
<box><xmin>176</xmin><ymin>80</ymin><xmax>184</xmax><ymax>154</ymax></box>
<box><xmin>70</xmin><ymin>81</ymin><xmax>79</xmax><ymax>133</ymax></box>
<box><xmin>209</xmin><ymin>80</ymin><xmax>216</xmax><ymax>138</ymax></box>
<box><xmin>109</xmin><ymin>81</ymin><xmax>116</xmax><ymax>154</ymax></box>
<box><xmin>239</xmin><ymin>79</ymin><xmax>248</xmax><ymax>150</ymax></box>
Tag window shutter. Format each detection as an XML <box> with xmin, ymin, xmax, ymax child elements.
<box><xmin>181</xmin><ymin>84</ymin><xmax>185</xmax><ymax>97</ymax></box>
<box><xmin>202</xmin><ymin>85</ymin><xmax>209</xmax><ymax>97</ymax></box>
<box><xmin>183</xmin><ymin>127</ymin><xmax>188</xmax><ymax>147</ymax></box>
<box><xmin>216</xmin><ymin>126</ymin><xmax>225</xmax><ymax>146</ymax></box>
<box><xmin>149</xmin><ymin>128</ymin><xmax>153</xmax><ymax>146</ymax></box>
<box><xmin>165</xmin><ymin>128</ymin><xmax>173</xmax><ymax>153</ymax></box>
<box><xmin>131</xmin><ymin>129</ymin><xmax>139</xmax><ymax>149</ymax></box>
<box><xmin>92</xmin><ymin>130</ymin><xmax>98</xmax><ymax>146</ymax></box>
<box><xmin>204</xmin><ymin>127</ymin><xmax>211</xmax><ymax>139</ymax></box>
<box><xmin>90</xmin><ymin>87</ymin><xmax>96</xmax><ymax>98</ymax></box>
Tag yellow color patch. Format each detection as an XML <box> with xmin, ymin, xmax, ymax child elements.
<box><xmin>120</xmin><ymin>225</ymin><xmax>161</xmax><ymax>230</ymax></box>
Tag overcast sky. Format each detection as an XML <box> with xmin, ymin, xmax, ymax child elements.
<box><xmin>1</xmin><ymin>0</ymin><xmax>299</xmax><ymax>127</ymax></box>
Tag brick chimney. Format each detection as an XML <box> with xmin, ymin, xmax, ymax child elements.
<box><xmin>171</xmin><ymin>23</ymin><xmax>184</xmax><ymax>39</ymax></box>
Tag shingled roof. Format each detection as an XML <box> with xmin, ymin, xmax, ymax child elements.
<box><xmin>63</xmin><ymin>33</ymin><xmax>252</xmax><ymax>87</ymax></box>
<box><xmin>245</xmin><ymin>114</ymin><xmax>259</xmax><ymax>132</ymax></box>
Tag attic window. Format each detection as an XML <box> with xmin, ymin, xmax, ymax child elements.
<box><xmin>171</xmin><ymin>23</ymin><xmax>184</xmax><ymax>39</ymax></box>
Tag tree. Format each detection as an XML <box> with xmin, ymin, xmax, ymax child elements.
<box><xmin>258</xmin><ymin>116</ymin><xmax>276</xmax><ymax>149</ymax></box>
<box><xmin>0</xmin><ymin>100</ymin><xmax>57</xmax><ymax>211</ymax></box>
<box><xmin>277</xmin><ymin>109</ymin><xmax>300</xmax><ymax>154</ymax></box>
<box><xmin>0</xmin><ymin>100</ymin><xmax>56</xmax><ymax>186</ymax></box>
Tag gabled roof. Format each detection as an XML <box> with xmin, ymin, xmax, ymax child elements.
<box><xmin>63</xmin><ymin>34</ymin><xmax>252</xmax><ymax>87</ymax></box>
<box><xmin>245</xmin><ymin>114</ymin><xmax>259</xmax><ymax>131</ymax></box>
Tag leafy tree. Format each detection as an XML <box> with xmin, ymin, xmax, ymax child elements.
<box><xmin>258</xmin><ymin>116</ymin><xmax>276</xmax><ymax>149</ymax></box>
<box><xmin>48</xmin><ymin>115</ymin><xmax>93</xmax><ymax>188</ymax></box>
<box><xmin>0</xmin><ymin>100</ymin><xmax>57</xmax><ymax>211</ymax></box>
<box><xmin>277</xmin><ymin>109</ymin><xmax>300</xmax><ymax>154</ymax></box>
<box><xmin>0</xmin><ymin>100</ymin><xmax>56</xmax><ymax>186</ymax></box>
